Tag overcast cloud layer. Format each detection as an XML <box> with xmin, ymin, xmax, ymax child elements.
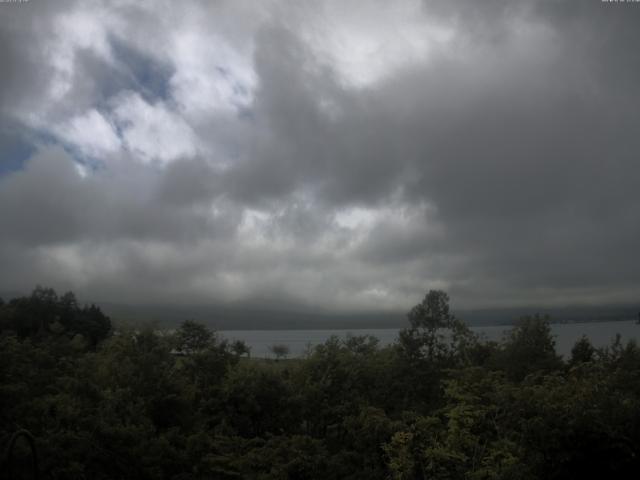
<box><xmin>1</xmin><ymin>0</ymin><xmax>639</xmax><ymax>313</ymax></box>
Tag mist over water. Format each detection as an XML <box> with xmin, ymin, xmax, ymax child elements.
<box><xmin>222</xmin><ymin>321</ymin><xmax>640</xmax><ymax>359</ymax></box>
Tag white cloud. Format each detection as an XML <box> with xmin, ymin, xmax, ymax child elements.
<box><xmin>291</xmin><ymin>0</ymin><xmax>455</xmax><ymax>88</ymax></box>
<box><xmin>110</xmin><ymin>92</ymin><xmax>199</xmax><ymax>165</ymax></box>
<box><xmin>53</xmin><ymin>109</ymin><xmax>121</xmax><ymax>157</ymax></box>
<box><xmin>48</xmin><ymin>5</ymin><xmax>117</xmax><ymax>101</ymax></box>
<box><xmin>168</xmin><ymin>29</ymin><xmax>256</xmax><ymax>116</ymax></box>
<box><xmin>334</xmin><ymin>206</ymin><xmax>378</xmax><ymax>230</ymax></box>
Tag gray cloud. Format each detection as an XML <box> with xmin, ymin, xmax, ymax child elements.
<box><xmin>0</xmin><ymin>148</ymin><xmax>238</xmax><ymax>246</ymax></box>
<box><xmin>1</xmin><ymin>0</ymin><xmax>640</xmax><ymax>313</ymax></box>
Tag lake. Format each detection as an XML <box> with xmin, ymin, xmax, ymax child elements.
<box><xmin>220</xmin><ymin>320</ymin><xmax>640</xmax><ymax>359</ymax></box>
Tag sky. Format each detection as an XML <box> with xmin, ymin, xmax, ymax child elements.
<box><xmin>1</xmin><ymin>0</ymin><xmax>639</xmax><ymax>315</ymax></box>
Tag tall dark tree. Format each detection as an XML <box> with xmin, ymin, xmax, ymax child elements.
<box><xmin>570</xmin><ymin>335</ymin><xmax>596</xmax><ymax>365</ymax></box>
<box><xmin>174</xmin><ymin>319</ymin><xmax>215</xmax><ymax>354</ymax></box>
<box><xmin>269</xmin><ymin>344</ymin><xmax>290</xmax><ymax>361</ymax></box>
<box><xmin>399</xmin><ymin>290</ymin><xmax>475</xmax><ymax>365</ymax></box>
<box><xmin>495</xmin><ymin>314</ymin><xmax>563</xmax><ymax>381</ymax></box>
<box><xmin>231</xmin><ymin>339</ymin><xmax>251</xmax><ymax>358</ymax></box>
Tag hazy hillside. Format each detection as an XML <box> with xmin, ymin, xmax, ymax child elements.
<box><xmin>99</xmin><ymin>302</ymin><xmax>640</xmax><ymax>330</ymax></box>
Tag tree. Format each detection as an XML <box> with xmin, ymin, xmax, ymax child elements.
<box><xmin>269</xmin><ymin>344</ymin><xmax>290</xmax><ymax>361</ymax></box>
<box><xmin>222</xmin><ymin>363</ymin><xmax>297</xmax><ymax>437</ymax></box>
<box><xmin>0</xmin><ymin>287</ymin><xmax>111</xmax><ymax>346</ymax></box>
<box><xmin>394</xmin><ymin>290</ymin><xmax>478</xmax><ymax>411</ymax></box>
<box><xmin>570</xmin><ymin>335</ymin><xmax>596</xmax><ymax>365</ymax></box>
<box><xmin>59</xmin><ymin>291</ymin><xmax>78</xmax><ymax>311</ymax></box>
<box><xmin>231</xmin><ymin>339</ymin><xmax>251</xmax><ymax>358</ymax></box>
<box><xmin>407</xmin><ymin>289</ymin><xmax>452</xmax><ymax>330</ymax></box>
<box><xmin>9</xmin><ymin>286</ymin><xmax>59</xmax><ymax>337</ymax></box>
<box><xmin>174</xmin><ymin>320</ymin><xmax>214</xmax><ymax>354</ymax></box>
<box><xmin>399</xmin><ymin>290</ymin><xmax>475</xmax><ymax>365</ymax></box>
<box><xmin>495</xmin><ymin>314</ymin><xmax>562</xmax><ymax>381</ymax></box>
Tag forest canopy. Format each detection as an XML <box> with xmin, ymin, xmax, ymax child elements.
<box><xmin>2</xmin><ymin>288</ymin><xmax>640</xmax><ymax>479</ymax></box>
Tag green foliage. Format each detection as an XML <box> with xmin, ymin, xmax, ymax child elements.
<box><xmin>269</xmin><ymin>344</ymin><xmax>290</xmax><ymax>360</ymax></box>
<box><xmin>174</xmin><ymin>319</ymin><xmax>215</xmax><ymax>354</ymax></box>
<box><xmin>399</xmin><ymin>290</ymin><xmax>477</xmax><ymax>365</ymax></box>
<box><xmin>222</xmin><ymin>362</ymin><xmax>297</xmax><ymax>437</ymax></box>
<box><xmin>2</xmin><ymin>288</ymin><xmax>640</xmax><ymax>479</ymax></box>
<box><xmin>0</xmin><ymin>286</ymin><xmax>111</xmax><ymax>346</ymax></box>
<box><xmin>395</xmin><ymin>290</ymin><xmax>479</xmax><ymax>411</ymax></box>
<box><xmin>231</xmin><ymin>339</ymin><xmax>251</xmax><ymax>357</ymax></box>
<box><xmin>570</xmin><ymin>335</ymin><xmax>596</xmax><ymax>365</ymax></box>
<box><xmin>491</xmin><ymin>314</ymin><xmax>563</xmax><ymax>381</ymax></box>
<box><xmin>384</xmin><ymin>369</ymin><xmax>530</xmax><ymax>480</ymax></box>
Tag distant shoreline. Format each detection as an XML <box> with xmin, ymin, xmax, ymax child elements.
<box><xmin>216</xmin><ymin>317</ymin><xmax>639</xmax><ymax>332</ymax></box>
<box><xmin>90</xmin><ymin>301</ymin><xmax>640</xmax><ymax>331</ymax></box>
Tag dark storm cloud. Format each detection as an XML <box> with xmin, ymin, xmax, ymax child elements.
<box><xmin>1</xmin><ymin>0</ymin><xmax>640</xmax><ymax>310</ymax></box>
<box><xmin>158</xmin><ymin>157</ymin><xmax>223</xmax><ymax>206</ymax></box>
<box><xmin>0</xmin><ymin>1</ymin><xmax>67</xmax><ymax>116</ymax></box>
<box><xmin>223</xmin><ymin>25</ymin><xmax>413</xmax><ymax>207</ymax></box>
<box><xmin>0</xmin><ymin>148</ymin><xmax>237</xmax><ymax>247</ymax></box>
<box><xmin>236</xmin><ymin>1</ymin><xmax>640</xmax><ymax>306</ymax></box>
<box><xmin>393</xmin><ymin>2</ymin><xmax>640</xmax><ymax>296</ymax></box>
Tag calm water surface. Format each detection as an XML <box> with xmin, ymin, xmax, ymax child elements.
<box><xmin>221</xmin><ymin>320</ymin><xmax>640</xmax><ymax>358</ymax></box>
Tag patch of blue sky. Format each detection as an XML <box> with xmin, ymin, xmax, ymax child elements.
<box><xmin>108</xmin><ymin>36</ymin><xmax>174</xmax><ymax>104</ymax></box>
<box><xmin>237</xmin><ymin>107</ymin><xmax>255</xmax><ymax>122</ymax></box>
<box><xmin>70</xmin><ymin>152</ymin><xmax>104</xmax><ymax>176</ymax></box>
<box><xmin>31</xmin><ymin>128</ymin><xmax>106</xmax><ymax>175</ymax></box>
<box><xmin>231</xmin><ymin>80</ymin><xmax>250</xmax><ymax>98</ymax></box>
<box><xmin>214</xmin><ymin>64</ymin><xmax>253</xmax><ymax>112</ymax></box>
<box><xmin>57</xmin><ymin>137</ymin><xmax>108</xmax><ymax>175</ymax></box>
<box><xmin>0</xmin><ymin>124</ymin><xmax>38</xmax><ymax>176</ymax></box>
